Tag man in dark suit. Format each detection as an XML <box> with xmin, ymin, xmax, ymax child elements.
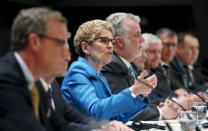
<box><xmin>0</xmin><ymin>7</ymin><xmax>101</xmax><ymax>131</ymax></box>
<box><xmin>102</xmin><ymin>12</ymin><xmax>179</xmax><ymax>121</ymax></box>
<box><xmin>170</xmin><ymin>32</ymin><xmax>208</xmax><ymax>101</ymax></box>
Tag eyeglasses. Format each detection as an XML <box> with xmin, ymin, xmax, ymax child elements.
<box><xmin>38</xmin><ymin>33</ymin><xmax>71</xmax><ymax>47</ymax></box>
<box><xmin>94</xmin><ymin>37</ymin><xmax>117</xmax><ymax>45</ymax></box>
<box><xmin>146</xmin><ymin>49</ymin><xmax>161</xmax><ymax>54</ymax></box>
<box><xmin>162</xmin><ymin>42</ymin><xmax>177</xmax><ymax>48</ymax></box>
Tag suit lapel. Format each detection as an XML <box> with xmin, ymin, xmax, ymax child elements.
<box><xmin>98</xmin><ymin>74</ymin><xmax>112</xmax><ymax>95</ymax></box>
<box><xmin>4</xmin><ymin>52</ymin><xmax>33</xmax><ymax>105</ymax></box>
<box><xmin>113</xmin><ymin>54</ymin><xmax>135</xmax><ymax>86</ymax></box>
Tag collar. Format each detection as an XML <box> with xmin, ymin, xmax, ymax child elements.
<box><xmin>40</xmin><ymin>78</ymin><xmax>52</xmax><ymax>92</ymax></box>
<box><xmin>160</xmin><ymin>60</ymin><xmax>169</xmax><ymax>67</ymax></box>
<box><xmin>14</xmin><ymin>52</ymin><xmax>34</xmax><ymax>89</ymax></box>
<box><xmin>118</xmin><ymin>56</ymin><xmax>131</xmax><ymax>68</ymax></box>
<box><xmin>188</xmin><ymin>65</ymin><xmax>194</xmax><ymax>70</ymax></box>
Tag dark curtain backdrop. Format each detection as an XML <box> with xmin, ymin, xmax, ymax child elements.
<box><xmin>1</xmin><ymin>0</ymin><xmax>207</xmax><ymax>83</ymax></box>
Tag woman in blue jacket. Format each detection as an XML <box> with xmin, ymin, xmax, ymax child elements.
<box><xmin>61</xmin><ymin>19</ymin><xmax>154</xmax><ymax>123</ymax></box>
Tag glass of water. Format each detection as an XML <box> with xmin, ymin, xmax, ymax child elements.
<box><xmin>178</xmin><ymin>111</ymin><xmax>197</xmax><ymax>131</ymax></box>
<box><xmin>192</xmin><ymin>102</ymin><xmax>207</xmax><ymax>121</ymax></box>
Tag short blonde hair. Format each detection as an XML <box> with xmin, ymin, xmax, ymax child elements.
<box><xmin>74</xmin><ymin>19</ymin><xmax>114</xmax><ymax>56</ymax></box>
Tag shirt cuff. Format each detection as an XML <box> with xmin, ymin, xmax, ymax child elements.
<box><xmin>129</xmin><ymin>87</ymin><xmax>137</xmax><ymax>99</ymax></box>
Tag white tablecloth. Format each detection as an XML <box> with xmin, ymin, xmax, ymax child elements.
<box><xmin>126</xmin><ymin>119</ymin><xmax>208</xmax><ymax>131</ymax></box>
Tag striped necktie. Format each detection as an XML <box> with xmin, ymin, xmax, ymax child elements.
<box><xmin>46</xmin><ymin>88</ymin><xmax>53</xmax><ymax>108</ymax></box>
<box><xmin>30</xmin><ymin>85</ymin><xmax>40</xmax><ymax>118</ymax></box>
<box><xmin>128</xmin><ymin>65</ymin><xmax>136</xmax><ymax>81</ymax></box>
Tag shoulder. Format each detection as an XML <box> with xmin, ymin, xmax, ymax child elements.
<box><xmin>102</xmin><ymin>54</ymin><xmax>127</xmax><ymax>74</ymax></box>
<box><xmin>0</xmin><ymin>53</ymin><xmax>25</xmax><ymax>87</ymax></box>
<box><xmin>70</xmin><ymin>57</ymin><xmax>95</xmax><ymax>73</ymax></box>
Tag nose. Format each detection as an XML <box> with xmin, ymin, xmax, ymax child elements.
<box><xmin>66</xmin><ymin>51</ymin><xmax>71</xmax><ymax>62</ymax></box>
<box><xmin>108</xmin><ymin>41</ymin><xmax>114</xmax><ymax>48</ymax></box>
<box><xmin>140</xmin><ymin>35</ymin><xmax>145</xmax><ymax>43</ymax></box>
<box><xmin>62</xmin><ymin>47</ymin><xmax>71</xmax><ymax>62</ymax></box>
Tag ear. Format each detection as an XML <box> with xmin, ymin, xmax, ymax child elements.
<box><xmin>80</xmin><ymin>41</ymin><xmax>90</xmax><ymax>55</ymax></box>
<box><xmin>115</xmin><ymin>36</ymin><xmax>124</xmax><ymax>48</ymax></box>
<box><xmin>27</xmin><ymin>33</ymin><xmax>41</xmax><ymax>51</ymax></box>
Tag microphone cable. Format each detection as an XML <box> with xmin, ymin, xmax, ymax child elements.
<box><xmin>162</xmin><ymin>65</ymin><xmax>206</xmax><ymax>102</ymax></box>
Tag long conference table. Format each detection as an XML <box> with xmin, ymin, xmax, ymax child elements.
<box><xmin>126</xmin><ymin>119</ymin><xmax>208</xmax><ymax>131</ymax></box>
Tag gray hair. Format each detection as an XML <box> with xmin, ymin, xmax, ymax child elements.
<box><xmin>106</xmin><ymin>12</ymin><xmax>140</xmax><ymax>36</ymax></box>
<box><xmin>11</xmin><ymin>7</ymin><xmax>67</xmax><ymax>51</ymax></box>
<box><xmin>142</xmin><ymin>33</ymin><xmax>162</xmax><ymax>49</ymax></box>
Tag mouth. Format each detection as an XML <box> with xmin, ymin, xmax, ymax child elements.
<box><xmin>106</xmin><ymin>52</ymin><xmax>113</xmax><ymax>56</ymax></box>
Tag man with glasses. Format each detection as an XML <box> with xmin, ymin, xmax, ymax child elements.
<box><xmin>156</xmin><ymin>28</ymin><xmax>178</xmax><ymax>65</ymax></box>
<box><xmin>102</xmin><ymin>13</ymin><xmax>178</xmax><ymax>121</ymax></box>
<box><xmin>0</xmin><ymin>7</ymin><xmax>114</xmax><ymax>131</ymax></box>
<box><xmin>170</xmin><ymin>32</ymin><xmax>208</xmax><ymax>102</ymax></box>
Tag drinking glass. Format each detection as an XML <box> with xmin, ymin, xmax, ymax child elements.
<box><xmin>178</xmin><ymin>111</ymin><xmax>197</xmax><ymax>131</ymax></box>
<box><xmin>192</xmin><ymin>102</ymin><xmax>207</xmax><ymax>121</ymax></box>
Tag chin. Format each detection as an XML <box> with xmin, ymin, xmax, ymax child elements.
<box><xmin>103</xmin><ymin>59</ymin><xmax>111</xmax><ymax>65</ymax></box>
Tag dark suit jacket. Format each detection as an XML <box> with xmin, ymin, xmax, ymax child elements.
<box><xmin>148</xmin><ymin>64</ymin><xmax>180</xmax><ymax>105</ymax></box>
<box><xmin>170</xmin><ymin>57</ymin><xmax>189</xmax><ymax>89</ymax></box>
<box><xmin>51</xmin><ymin>80</ymin><xmax>91</xmax><ymax>123</ymax></box>
<box><xmin>170</xmin><ymin>57</ymin><xmax>208</xmax><ymax>92</ymax></box>
<box><xmin>101</xmin><ymin>53</ymin><xmax>160</xmax><ymax>121</ymax></box>
<box><xmin>0</xmin><ymin>52</ymin><xmax>90</xmax><ymax>131</ymax></box>
<box><xmin>51</xmin><ymin>80</ymin><xmax>104</xmax><ymax>129</ymax></box>
<box><xmin>101</xmin><ymin>54</ymin><xmax>135</xmax><ymax>94</ymax></box>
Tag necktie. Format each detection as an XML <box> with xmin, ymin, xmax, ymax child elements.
<box><xmin>128</xmin><ymin>65</ymin><xmax>136</xmax><ymax>81</ymax></box>
<box><xmin>188</xmin><ymin>67</ymin><xmax>195</xmax><ymax>85</ymax></box>
<box><xmin>30</xmin><ymin>86</ymin><xmax>40</xmax><ymax>118</ymax></box>
<box><xmin>162</xmin><ymin>65</ymin><xmax>171</xmax><ymax>88</ymax></box>
<box><xmin>184</xmin><ymin>65</ymin><xmax>194</xmax><ymax>87</ymax></box>
<box><xmin>46</xmin><ymin>88</ymin><xmax>53</xmax><ymax>108</ymax></box>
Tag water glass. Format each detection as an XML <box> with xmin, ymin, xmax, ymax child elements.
<box><xmin>192</xmin><ymin>102</ymin><xmax>207</xmax><ymax>120</ymax></box>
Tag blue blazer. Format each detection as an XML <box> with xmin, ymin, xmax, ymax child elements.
<box><xmin>61</xmin><ymin>57</ymin><xmax>147</xmax><ymax>122</ymax></box>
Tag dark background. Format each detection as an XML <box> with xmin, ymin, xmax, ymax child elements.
<box><xmin>0</xmin><ymin>0</ymin><xmax>207</xmax><ymax>66</ymax></box>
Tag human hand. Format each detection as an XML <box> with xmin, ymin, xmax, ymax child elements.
<box><xmin>95</xmin><ymin>121</ymin><xmax>134</xmax><ymax>131</ymax></box>
<box><xmin>174</xmin><ymin>88</ymin><xmax>189</xmax><ymax>96</ymax></box>
<box><xmin>132</xmin><ymin>71</ymin><xmax>157</xmax><ymax>96</ymax></box>
<box><xmin>176</xmin><ymin>95</ymin><xmax>192</xmax><ymax>111</ymax></box>
<box><xmin>160</xmin><ymin>99</ymin><xmax>179</xmax><ymax>120</ymax></box>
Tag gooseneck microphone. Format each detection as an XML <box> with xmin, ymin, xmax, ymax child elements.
<box><xmin>198</xmin><ymin>65</ymin><xmax>208</xmax><ymax>81</ymax></box>
<box><xmin>150</xmin><ymin>66</ymin><xmax>202</xmax><ymax>131</ymax></box>
<box><xmin>136</xmin><ymin>72</ymin><xmax>187</xmax><ymax>111</ymax></box>
<box><xmin>162</xmin><ymin>65</ymin><xmax>206</xmax><ymax>102</ymax></box>
<box><xmin>150</xmin><ymin>67</ymin><xmax>187</xmax><ymax>111</ymax></box>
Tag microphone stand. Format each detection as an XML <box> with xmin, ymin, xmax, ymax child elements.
<box><xmin>163</xmin><ymin>65</ymin><xmax>206</xmax><ymax>102</ymax></box>
<box><xmin>135</xmin><ymin>75</ymin><xmax>188</xmax><ymax>131</ymax></box>
<box><xmin>151</xmin><ymin>66</ymin><xmax>202</xmax><ymax>131</ymax></box>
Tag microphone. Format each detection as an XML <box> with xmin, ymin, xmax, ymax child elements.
<box><xmin>197</xmin><ymin>65</ymin><xmax>208</xmax><ymax>80</ymax></box>
<box><xmin>136</xmin><ymin>70</ymin><xmax>187</xmax><ymax>111</ymax></box>
<box><xmin>129</xmin><ymin>121</ymin><xmax>166</xmax><ymax>130</ymax></box>
<box><xmin>135</xmin><ymin>69</ymin><xmax>202</xmax><ymax>130</ymax></box>
<box><xmin>198</xmin><ymin>67</ymin><xmax>208</xmax><ymax>81</ymax></box>
<box><xmin>162</xmin><ymin>65</ymin><xmax>206</xmax><ymax>102</ymax></box>
<box><xmin>152</xmin><ymin>66</ymin><xmax>202</xmax><ymax>130</ymax></box>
